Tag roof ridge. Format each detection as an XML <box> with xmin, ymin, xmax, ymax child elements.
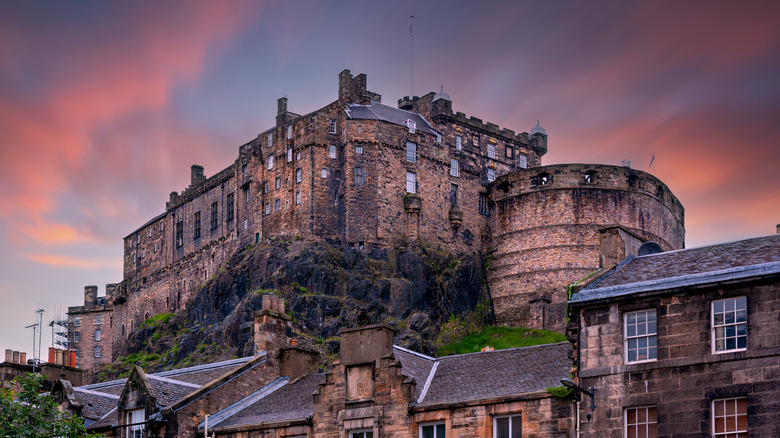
<box><xmin>393</xmin><ymin>344</ymin><xmax>435</xmax><ymax>361</ymax></box>
<box><xmin>147</xmin><ymin>374</ymin><xmax>201</xmax><ymax>388</ymax></box>
<box><xmin>73</xmin><ymin>387</ymin><xmax>120</xmax><ymax>399</ymax></box>
<box><xmin>198</xmin><ymin>377</ymin><xmax>289</xmax><ymax>431</ymax></box>
<box><xmin>637</xmin><ymin>234</ymin><xmax>780</xmax><ymax>259</ymax></box>
<box><xmin>437</xmin><ymin>341</ymin><xmax>570</xmax><ymax>359</ymax></box>
<box><xmin>416</xmin><ymin>360</ymin><xmax>438</xmax><ymax>404</ymax></box>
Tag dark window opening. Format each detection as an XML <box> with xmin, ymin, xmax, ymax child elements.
<box><xmin>226</xmin><ymin>193</ymin><xmax>235</xmax><ymax>222</ymax></box>
<box><xmin>193</xmin><ymin>212</ymin><xmax>201</xmax><ymax>239</ymax></box>
<box><xmin>210</xmin><ymin>202</ymin><xmax>218</xmax><ymax>230</ymax></box>
<box><xmin>450</xmin><ymin>184</ymin><xmax>458</xmax><ymax>206</ymax></box>
<box><xmin>478</xmin><ymin>193</ymin><xmax>489</xmax><ymax>215</ymax></box>
<box><xmin>175</xmin><ymin>221</ymin><xmax>183</xmax><ymax>248</ymax></box>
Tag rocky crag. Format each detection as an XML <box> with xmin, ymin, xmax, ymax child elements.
<box><xmin>99</xmin><ymin>240</ymin><xmax>489</xmax><ymax>380</ymax></box>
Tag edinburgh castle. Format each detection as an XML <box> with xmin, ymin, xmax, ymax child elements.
<box><xmin>68</xmin><ymin>70</ymin><xmax>685</xmax><ymax>375</ymax></box>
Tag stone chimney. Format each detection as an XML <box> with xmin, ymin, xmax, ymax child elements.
<box><xmin>106</xmin><ymin>283</ymin><xmax>118</xmax><ymax>303</ymax></box>
<box><xmin>253</xmin><ymin>295</ymin><xmax>292</xmax><ymax>368</ymax></box>
<box><xmin>776</xmin><ymin>223</ymin><xmax>779</xmax><ymax>234</ymax></box>
<box><xmin>598</xmin><ymin>226</ymin><xmax>646</xmax><ymax>268</ymax></box>
<box><xmin>280</xmin><ymin>345</ymin><xmax>319</xmax><ymax>381</ymax></box>
<box><xmin>339</xmin><ymin>324</ymin><xmax>395</xmax><ymax>366</ymax></box>
<box><xmin>276</xmin><ymin>97</ymin><xmax>288</xmax><ymax>126</ymax></box>
<box><xmin>84</xmin><ymin>286</ymin><xmax>98</xmax><ymax>307</ymax></box>
<box><xmin>191</xmin><ymin>165</ymin><xmax>205</xmax><ymax>187</ymax></box>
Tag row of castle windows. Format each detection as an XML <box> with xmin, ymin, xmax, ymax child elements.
<box><xmin>624</xmin><ymin>398</ymin><xmax>746</xmax><ymax>437</ymax></box>
<box><xmin>623</xmin><ymin>297</ymin><xmax>746</xmax><ymax>364</ymax></box>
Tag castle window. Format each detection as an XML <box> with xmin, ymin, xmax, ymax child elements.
<box><xmin>329</xmin><ymin>145</ymin><xmax>337</xmax><ymax>159</ymax></box>
<box><xmin>96</xmin><ymin>314</ymin><xmax>102</xmax><ymax>325</ymax></box>
<box><xmin>488</xmin><ymin>143</ymin><xmax>496</xmax><ymax>159</ymax></box>
<box><xmin>94</xmin><ymin>345</ymin><xmax>102</xmax><ymax>358</ymax></box>
<box><xmin>154</xmin><ymin>242</ymin><xmax>158</xmax><ymax>252</ymax></box>
<box><xmin>193</xmin><ymin>212</ymin><xmax>201</xmax><ymax>239</ymax></box>
<box><xmin>268</xmin><ymin>132</ymin><xmax>273</xmax><ymax>147</ymax></box>
<box><xmin>211</xmin><ymin>202</ymin><xmax>218</xmax><ymax>230</ymax></box>
<box><xmin>350</xmin><ymin>431</ymin><xmax>372</xmax><ymax>438</ymax></box>
<box><xmin>436</xmin><ymin>133</ymin><xmax>442</xmax><ymax>143</ymax></box>
<box><xmin>538</xmin><ymin>172</ymin><xmax>551</xmax><ymax>185</ymax></box>
<box><xmin>226</xmin><ymin>193</ymin><xmax>235</xmax><ymax>222</ymax></box>
<box><xmin>275</xmin><ymin>177</ymin><xmax>281</xmax><ymax>190</ymax></box>
<box><xmin>148</xmin><ymin>228</ymin><xmax>152</xmax><ymax>238</ymax></box>
<box><xmin>406</xmin><ymin>141</ymin><xmax>417</xmax><ymax>163</ymax></box>
<box><xmin>463</xmin><ymin>230</ymin><xmax>472</xmax><ymax>245</ymax></box>
<box><xmin>287</xmin><ymin>148</ymin><xmax>293</xmax><ymax>162</ymax></box>
<box><xmin>493</xmin><ymin>414</ymin><xmax>521</xmax><ymax>438</ymax></box>
<box><xmin>296</xmin><ymin>168</ymin><xmax>302</xmax><ymax>183</ymax></box>
<box><xmin>295</xmin><ymin>191</ymin><xmax>301</xmax><ymax>205</ymax></box>
<box><xmin>450</xmin><ymin>159</ymin><xmax>459</xmax><ymax>177</ymax></box>
<box><xmin>472</xmin><ymin>135</ymin><xmax>479</xmax><ymax>147</ymax></box>
<box><xmin>74</xmin><ymin>316</ymin><xmax>81</xmax><ymax>327</ymax></box>
<box><xmin>137</xmin><ymin>234</ymin><xmax>140</xmax><ymax>243</ymax></box>
<box><xmin>712</xmin><ymin>398</ymin><xmax>746</xmax><ymax>437</ymax></box>
<box><xmin>420</xmin><ymin>423</ymin><xmax>445</xmax><ymax>438</ymax></box>
<box><xmin>160</xmin><ymin>221</ymin><xmax>164</xmax><ymax>232</ymax></box>
<box><xmin>175</xmin><ymin>221</ymin><xmax>183</xmax><ymax>248</ymax></box>
<box><xmin>95</xmin><ymin>329</ymin><xmax>101</xmax><ymax>341</ymax></box>
<box><xmin>712</xmin><ymin>297</ymin><xmax>747</xmax><ymax>353</ymax></box>
<box><xmin>479</xmin><ymin>193</ymin><xmax>489</xmax><ymax>215</ymax></box>
<box><xmin>296</xmin><ymin>151</ymin><xmax>301</xmax><ymax>161</ymax></box>
<box><xmin>625</xmin><ymin>406</ymin><xmax>657</xmax><ymax>438</ymax></box>
<box><xmin>126</xmin><ymin>409</ymin><xmax>145</xmax><ymax>438</ymax></box>
<box><xmin>264</xmin><ymin>181</ymin><xmax>269</xmax><ymax>193</ymax></box>
<box><xmin>285</xmin><ymin>200</ymin><xmax>289</xmax><ymax>209</ymax></box>
<box><xmin>287</xmin><ymin>125</ymin><xmax>293</xmax><ymax>139</ymax></box>
<box><xmin>73</xmin><ymin>331</ymin><xmax>80</xmax><ymax>343</ymax></box>
<box><xmin>405</xmin><ymin>119</ymin><xmax>416</xmax><ymax>133</ymax></box>
<box><xmin>242</xmin><ymin>163</ymin><xmax>248</xmax><ymax>177</ymax></box>
<box><xmin>268</xmin><ymin>154</ymin><xmax>274</xmax><ymax>170</ymax></box>
<box><xmin>328</xmin><ymin>119</ymin><xmax>336</xmax><ymax>134</ymax></box>
<box><xmin>625</xmin><ymin>309</ymin><xmax>657</xmax><ymax>363</ymax></box>
<box><xmin>505</xmin><ymin>146</ymin><xmax>514</xmax><ymax>158</ymax></box>
<box><xmin>355</xmin><ymin>144</ymin><xmax>363</xmax><ymax>154</ymax></box>
<box><xmin>354</xmin><ymin>167</ymin><xmax>365</xmax><ymax>185</ymax></box>
<box><xmin>265</xmin><ymin>203</ymin><xmax>271</xmax><ymax>215</ymax></box>
<box><xmin>406</xmin><ymin>171</ymin><xmax>417</xmax><ymax>193</ymax></box>
<box><xmin>245</xmin><ymin>186</ymin><xmax>251</xmax><ymax>204</ymax></box>
<box><xmin>141</xmin><ymin>249</ymin><xmax>145</xmax><ymax>259</ymax></box>
<box><xmin>133</xmin><ymin>254</ymin><xmax>136</xmax><ymax>263</ymax></box>
<box><xmin>487</xmin><ymin>168</ymin><xmax>495</xmax><ymax>182</ymax></box>
<box><xmin>583</xmin><ymin>171</ymin><xmax>596</xmax><ymax>183</ymax></box>
<box><xmin>321</xmin><ymin>168</ymin><xmax>328</xmax><ymax>178</ymax></box>
<box><xmin>255</xmin><ymin>233</ymin><xmax>259</xmax><ymax>243</ymax></box>
<box><xmin>450</xmin><ymin>184</ymin><xmax>458</xmax><ymax>206</ymax></box>
<box><xmin>274</xmin><ymin>199</ymin><xmax>280</xmax><ymax>211</ymax></box>
<box><xmin>456</xmin><ymin>135</ymin><xmax>462</xmax><ymax>150</ymax></box>
<box><xmin>243</xmin><ymin>219</ymin><xmax>248</xmax><ymax>229</ymax></box>
<box><xmin>518</xmin><ymin>154</ymin><xmax>527</xmax><ymax>169</ymax></box>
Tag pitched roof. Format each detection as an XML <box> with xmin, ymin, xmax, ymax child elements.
<box><xmin>571</xmin><ymin>234</ymin><xmax>780</xmax><ymax>304</ymax></box>
<box><xmin>72</xmin><ymin>387</ymin><xmax>119</xmax><ymax>422</ymax></box>
<box><xmin>416</xmin><ymin>342</ymin><xmax>571</xmax><ymax>407</ymax></box>
<box><xmin>393</xmin><ymin>346</ymin><xmax>435</xmax><ymax>401</ymax></box>
<box><xmin>346</xmin><ymin>101</ymin><xmax>440</xmax><ymax>136</ymax></box>
<box><xmin>206</xmin><ymin>374</ymin><xmax>326</xmax><ymax>431</ymax></box>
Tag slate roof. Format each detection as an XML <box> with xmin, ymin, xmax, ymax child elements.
<box><xmin>206</xmin><ymin>374</ymin><xmax>326</xmax><ymax>430</ymax></box>
<box><xmin>346</xmin><ymin>101</ymin><xmax>440</xmax><ymax>136</ymax></box>
<box><xmin>571</xmin><ymin>234</ymin><xmax>780</xmax><ymax>304</ymax></box>
<box><xmin>393</xmin><ymin>346</ymin><xmax>435</xmax><ymax>401</ymax></box>
<box><xmin>72</xmin><ymin>387</ymin><xmax>119</xmax><ymax>422</ymax></box>
<box><xmin>415</xmin><ymin>342</ymin><xmax>571</xmax><ymax>407</ymax></box>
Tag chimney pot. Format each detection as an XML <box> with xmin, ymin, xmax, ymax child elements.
<box><xmin>776</xmin><ymin>223</ymin><xmax>779</xmax><ymax>234</ymax></box>
<box><xmin>12</xmin><ymin>351</ymin><xmax>20</xmax><ymax>363</ymax></box>
<box><xmin>5</xmin><ymin>349</ymin><xmax>12</xmax><ymax>363</ymax></box>
<box><xmin>19</xmin><ymin>352</ymin><xmax>26</xmax><ymax>364</ymax></box>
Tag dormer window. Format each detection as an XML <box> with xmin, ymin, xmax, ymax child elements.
<box><xmin>405</xmin><ymin>119</ymin><xmax>416</xmax><ymax>133</ymax></box>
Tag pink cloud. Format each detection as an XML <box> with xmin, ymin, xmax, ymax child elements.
<box><xmin>25</xmin><ymin>253</ymin><xmax>122</xmax><ymax>270</ymax></box>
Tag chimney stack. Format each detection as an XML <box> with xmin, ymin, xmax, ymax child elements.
<box><xmin>84</xmin><ymin>285</ymin><xmax>98</xmax><ymax>306</ymax></box>
<box><xmin>191</xmin><ymin>165</ymin><xmax>205</xmax><ymax>187</ymax></box>
<box><xmin>339</xmin><ymin>324</ymin><xmax>395</xmax><ymax>366</ymax></box>
<box><xmin>253</xmin><ymin>294</ymin><xmax>291</xmax><ymax>370</ymax></box>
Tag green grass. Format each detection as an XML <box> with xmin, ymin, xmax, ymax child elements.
<box><xmin>141</xmin><ymin>312</ymin><xmax>174</xmax><ymax>328</ymax></box>
<box><xmin>437</xmin><ymin>325</ymin><xmax>567</xmax><ymax>356</ymax></box>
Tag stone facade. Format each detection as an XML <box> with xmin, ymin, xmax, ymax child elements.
<box><xmin>67</xmin><ymin>284</ymin><xmax>117</xmax><ymax>375</ymax></box>
<box><xmin>69</xmin><ymin>69</ymin><xmax>685</xmax><ymax>369</ymax></box>
<box><xmin>566</xmin><ymin>234</ymin><xmax>780</xmax><ymax>437</ymax></box>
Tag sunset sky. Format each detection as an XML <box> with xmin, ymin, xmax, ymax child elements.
<box><xmin>1</xmin><ymin>0</ymin><xmax>779</xmax><ymax>354</ymax></box>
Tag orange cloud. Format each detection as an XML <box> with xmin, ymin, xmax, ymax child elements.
<box><xmin>25</xmin><ymin>253</ymin><xmax>122</xmax><ymax>269</ymax></box>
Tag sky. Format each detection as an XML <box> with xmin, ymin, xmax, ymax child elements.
<box><xmin>1</xmin><ymin>0</ymin><xmax>779</xmax><ymax>355</ymax></box>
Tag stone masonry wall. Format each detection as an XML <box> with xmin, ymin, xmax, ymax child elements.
<box><xmin>488</xmin><ymin>164</ymin><xmax>685</xmax><ymax>332</ymax></box>
<box><xmin>572</xmin><ymin>279</ymin><xmax>780</xmax><ymax>437</ymax></box>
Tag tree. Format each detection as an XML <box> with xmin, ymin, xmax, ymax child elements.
<box><xmin>0</xmin><ymin>373</ymin><xmax>100</xmax><ymax>438</ymax></box>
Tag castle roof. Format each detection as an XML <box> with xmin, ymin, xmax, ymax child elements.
<box><xmin>530</xmin><ymin>120</ymin><xmax>547</xmax><ymax>136</ymax></box>
<box><xmin>345</xmin><ymin>101</ymin><xmax>440</xmax><ymax>136</ymax></box>
<box><xmin>433</xmin><ymin>85</ymin><xmax>451</xmax><ymax>102</ymax></box>
<box><xmin>571</xmin><ymin>234</ymin><xmax>780</xmax><ymax>304</ymax></box>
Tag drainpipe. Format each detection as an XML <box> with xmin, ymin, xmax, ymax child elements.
<box><xmin>576</xmin><ymin>400</ymin><xmax>581</xmax><ymax>438</ymax></box>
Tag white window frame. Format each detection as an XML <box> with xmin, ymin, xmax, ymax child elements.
<box><xmin>406</xmin><ymin>119</ymin><xmax>416</xmax><ymax>133</ymax></box>
<box><xmin>406</xmin><ymin>141</ymin><xmax>417</xmax><ymax>163</ymax></box>
<box><xmin>268</xmin><ymin>132</ymin><xmax>273</xmax><ymax>147</ymax></box>
<box><xmin>267</xmin><ymin>154</ymin><xmax>274</xmax><ymax>170</ymax></box>
<box><xmin>354</xmin><ymin>167</ymin><xmax>365</xmax><ymax>185</ymax></box>
<box><xmin>287</xmin><ymin>148</ymin><xmax>293</xmax><ymax>162</ymax></box>
<box><xmin>488</xmin><ymin>143</ymin><xmax>496</xmax><ymax>158</ymax></box>
<box><xmin>349</xmin><ymin>430</ymin><xmax>373</xmax><ymax>438</ymax></box>
<box><xmin>295</xmin><ymin>191</ymin><xmax>301</xmax><ymax>205</ymax></box>
<box><xmin>296</xmin><ymin>168</ymin><xmax>302</xmax><ymax>184</ymax></box>
<box><xmin>95</xmin><ymin>329</ymin><xmax>102</xmax><ymax>342</ymax></box>
<box><xmin>355</xmin><ymin>144</ymin><xmax>364</xmax><ymax>154</ymax></box>
<box><xmin>296</xmin><ymin>151</ymin><xmax>301</xmax><ymax>161</ymax></box>
<box><xmin>73</xmin><ymin>331</ymin><xmax>80</xmax><ymax>343</ymax></box>
<box><xmin>96</xmin><ymin>314</ymin><xmax>102</xmax><ymax>325</ymax></box>
<box><xmin>493</xmin><ymin>414</ymin><xmax>521</xmax><ymax>438</ymax></box>
<box><xmin>329</xmin><ymin>144</ymin><xmax>337</xmax><ymax>159</ymax></box>
<box><xmin>328</xmin><ymin>119</ymin><xmax>336</xmax><ymax>134</ymax></box>
<box><xmin>624</xmin><ymin>309</ymin><xmax>657</xmax><ymax>364</ymax></box>
<box><xmin>624</xmin><ymin>406</ymin><xmax>657</xmax><ymax>438</ymax></box>
<box><xmin>450</xmin><ymin>159</ymin><xmax>459</xmax><ymax>177</ymax></box>
<box><xmin>321</xmin><ymin>168</ymin><xmax>328</xmax><ymax>179</ymax></box>
<box><xmin>487</xmin><ymin>168</ymin><xmax>495</xmax><ymax>182</ymax></box>
<box><xmin>74</xmin><ymin>316</ymin><xmax>81</xmax><ymax>327</ymax></box>
<box><xmin>712</xmin><ymin>297</ymin><xmax>747</xmax><ymax>353</ymax></box>
<box><xmin>455</xmin><ymin>135</ymin><xmax>462</xmax><ymax>150</ymax></box>
<box><xmin>274</xmin><ymin>199</ymin><xmax>280</xmax><ymax>211</ymax></box>
<box><xmin>406</xmin><ymin>171</ymin><xmax>417</xmax><ymax>194</ymax></box>
<box><xmin>419</xmin><ymin>422</ymin><xmax>446</xmax><ymax>438</ymax></box>
<box><xmin>712</xmin><ymin>397</ymin><xmax>747</xmax><ymax>437</ymax></box>
<box><xmin>287</xmin><ymin>125</ymin><xmax>293</xmax><ymax>139</ymax></box>
<box><xmin>518</xmin><ymin>154</ymin><xmax>528</xmax><ymax>169</ymax></box>
<box><xmin>275</xmin><ymin>177</ymin><xmax>281</xmax><ymax>190</ymax></box>
<box><xmin>94</xmin><ymin>345</ymin><xmax>102</xmax><ymax>358</ymax></box>
<box><xmin>126</xmin><ymin>408</ymin><xmax>145</xmax><ymax>438</ymax></box>
<box><xmin>265</xmin><ymin>203</ymin><xmax>271</xmax><ymax>215</ymax></box>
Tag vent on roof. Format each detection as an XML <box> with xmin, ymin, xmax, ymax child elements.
<box><xmin>638</xmin><ymin>241</ymin><xmax>663</xmax><ymax>256</ymax></box>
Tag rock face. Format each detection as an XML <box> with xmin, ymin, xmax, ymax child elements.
<box><xmin>118</xmin><ymin>240</ymin><xmax>486</xmax><ymax>374</ymax></box>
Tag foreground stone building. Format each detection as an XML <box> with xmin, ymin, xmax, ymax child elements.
<box><xmin>57</xmin><ymin>299</ymin><xmax>574</xmax><ymax>437</ymax></box>
<box><xmin>69</xmin><ymin>69</ymin><xmax>685</xmax><ymax>372</ymax></box>
<box><xmin>567</xmin><ymin>233</ymin><xmax>780</xmax><ymax>437</ymax></box>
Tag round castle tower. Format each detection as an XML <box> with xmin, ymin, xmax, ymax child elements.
<box><xmin>488</xmin><ymin>163</ymin><xmax>685</xmax><ymax>331</ymax></box>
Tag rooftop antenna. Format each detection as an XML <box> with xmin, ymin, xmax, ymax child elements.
<box><xmin>25</xmin><ymin>323</ymin><xmax>38</xmax><ymax>371</ymax></box>
<box><xmin>410</xmin><ymin>15</ymin><xmax>414</xmax><ymax>97</ymax></box>
<box><xmin>36</xmin><ymin>308</ymin><xmax>44</xmax><ymax>364</ymax></box>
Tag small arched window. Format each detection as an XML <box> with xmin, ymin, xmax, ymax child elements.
<box><xmin>583</xmin><ymin>171</ymin><xmax>596</xmax><ymax>183</ymax></box>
